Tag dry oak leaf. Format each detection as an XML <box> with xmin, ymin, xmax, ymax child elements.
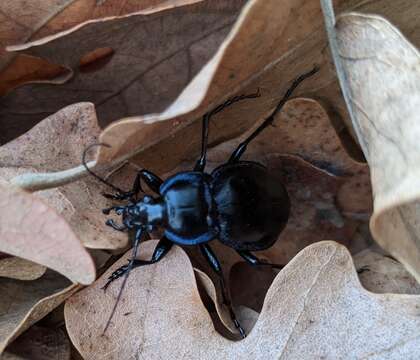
<box><xmin>0</xmin><ymin>102</ymin><xmax>136</xmax><ymax>249</ymax></box>
<box><xmin>354</xmin><ymin>247</ymin><xmax>420</xmax><ymax>295</ymax></box>
<box><xmin>0</xmin><ymin>270</ymin><xmax>78</xmax><ymax>355</ymax></box>
<box><xmin>0</xmin><ymin>256</ymin><xmax>46</xmax><ymax>281</ymax></box>
<box><xmin>77</xmin><ymin>0</ymin><xmax>420</xmax><ymax>176</ymax></box>
<box><xmin>0</xmin><ymin>0</ymin><xmax>245</xmax><ymax>144</ymax></box>
<box><xmin>6</xmin><ymin>0</ymin><xmax>420</xmax><ymax>188</ymax></box>
<box><xmin>325</xmin><ymin>10</ymin><xmax>420</xmax><ymax>283</ymax></box>
<box><xmin>65</xmin><ymin>240</ymin><xmax>420</xmax><ymax>359</ymax></box>
<box><xmin>0</xmin><ymin>0</ymin><xmax>197</xmax><ymax>95</ymax></box>
<box><xmin>3</xmin><ymin>325</ymin><xmax>71</xmax><ymax>360</ymax></box>
<box><xmin>0</xmin><ymin>184</ymin><xmax>95</xmax><ymax>285</ymax></box>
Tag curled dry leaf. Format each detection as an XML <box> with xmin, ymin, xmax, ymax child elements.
<box><xmin>0</xmin><ymin>270</ymin><xmax>78</xmax><ymax>355</ymax></box>
<box><xmin>0</xmin><ymin>102</ymin><xmax>135</xmax><ymax>249</ymax></box>
<box><xmin>65</xmin><ymin>240</ymin><xmax>420</xmax><ymax>359</ymax></box>
<box><xmin>326</xmin><ymin>10</ymin><xmax>420</xmax><ymax>282</ymax></box>
<box><xmin>354</xmin><ymin>248</ymin><xmax>420</xmax><ymax>295</ymax></box>
<box><xmin>229</xmin><ymin>262</ymin><xmax>277</xmax><ymax>313</ymax></box>
<box><xmin>0</xmin><ymin>184</ymin><xmax>95</xmax><ymax>284</ymax></box>
<box><xmin>0</xmin><ymin>0</ymin><xmax>245</xmax><ymax>143</ymax></box>
<box><xmin>4</xmin><ymin>325</ymin><xmax>71</xmax><ymax>360</ymax></box>
<box><xmin>194</xmin><ymin>268</ymin><xmax>237</xmax><ymax>334</ymax></box>
<box><xmin>0</xmin><ymin>257</ymin><xmax>46</xmax><ymax>281</ymax></box>
<box><xmin>92</xmin><ymin>0</ymin><xmax>420</xmax><ymax>173</ymax></box>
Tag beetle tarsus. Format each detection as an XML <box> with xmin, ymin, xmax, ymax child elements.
<box><xmin>233</xmin><ymin>317</ymin><xmax>246</xmax><ymax>339</ymax></box>
<box><xmin>102</xmin><ymin>191</ymin><xmax>134</xmax><ymax>201</ymax></box>
<box><xmin>105</xmin><ymin>219</ymin><xmax>127</xmax><ymax>231</ymax></box>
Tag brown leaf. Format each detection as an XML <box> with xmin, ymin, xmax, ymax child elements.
<box><xmin>194</xmin><ymin>268</ymin><xmax>237</xmax><ymax>334</ymax></box>
<box><xmin>0</xmin><ymin>270</ymin><xmax>78</xmax><ymax>355</ymax></box>
<box><xmin>0</xmin><ymin>55</ymin><xmax>68</xmax><ymax>96</ymax></box>
<box><xmin>0</xmin><ymin>0</ymin><xmax>244</xmax><ymax>143</ymax></box>
<box><xmin>0</xmin><ymin>257</ymin><xmax>46</xmax><ymax>281</ymax></box>
<box><xmin>0</xmin><ymin>1</ymin><xmax>195</xmax><ymax>94</ymax></box>
<box><xmin>4</xmin><ymin>325</ymin><xmax>71</xmax><ymax>360</ymax></box>
<box><xmin>325</xmin><ymin>9</ymin><xmax>420</xmax><ymax>282</ymax></box>
<box><xmin>64</xmin><ymin>240</ymin><xmax>420</xmax><ymax>359</ymax></box>
<box><xmin>5</xmin><ymin>0</ymin><xmax>419</xmax><ymax>188</ymax></box>
<box><xmin>0</xmin><ymin>184</ymin><xmax>95</xmax><ymax>284</ymax></box>
<box><xmin>230</xmin><ymin>262</ymin><xmax>277</xmax><ymax>313</ymax></box>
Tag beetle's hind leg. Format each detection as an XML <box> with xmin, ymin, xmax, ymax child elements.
<box><xmin>194</xmin><ymin>90</ymin><xmax>261</xmax><ymax>172</ymax></box>
<box><xmin>199</xmin><ymin>243</ymin><xmax>246</xmax><ymax>339</ymax></box>
<box><xmin>102</xmin><ymin>236</ymin><xmax>173</xmax><ymax>291</ymax></box>
<box><xmin>228</xmin><ymin>67</ymin><xmax>319</xmax><ymax>163</ymax></box>
<box><xmin>237</xmin><ymin>250</ymin><xmax>284</xmax><ymax>270</ymax></box>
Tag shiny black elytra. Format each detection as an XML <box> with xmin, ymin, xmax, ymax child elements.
<box><xmin>83</xmin><ymin>67</ymin><xmax>318</xmax><ymax>337</ymax></box>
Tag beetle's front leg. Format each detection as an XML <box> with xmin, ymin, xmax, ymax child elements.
<box><xmin>102</xmin><ymin>169</ymin><xmax>163</xmax><ymax>201</ymax></box>
<box><xmin>101</xmin><ymin>190</ymin><xmax>135</xmax><ymax>201</ymax></box>
<box><xmin>131</xmin><ymin>169</ymin><xmax>163</xmax><ymax>195</ymax></box>
<box><xmin>102</xmin><ymin>236</ymin><xmax>172</xmax><ymax>290</ymax></box>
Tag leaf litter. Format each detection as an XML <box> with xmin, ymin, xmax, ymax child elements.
<box><xmin>1</xmin><ymin>0</ymin><xmax>420</xmax><ymax>357</ymax></box>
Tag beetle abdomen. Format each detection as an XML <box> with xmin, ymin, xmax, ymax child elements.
<box><xmin>211</xmin><ymin>161</ymin><xmax>289</xmax><ymax>251</ymax></box>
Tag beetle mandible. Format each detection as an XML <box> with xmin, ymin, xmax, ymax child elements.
<box><xmin>83</xmin><ymin>67</ymin><xmax>318</xmax><ymax>337</ymax></box>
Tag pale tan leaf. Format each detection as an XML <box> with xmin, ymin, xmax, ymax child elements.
<box><xmin>0</xmin><ymin>184</ymin><xmax>95</xmax><ymax>284</ymax></box>
<box><xmin>0</xmin><ymin>271</ymin><xmax>78</xmax><ymax>355</ymax></box>
<box><xmin>0</xmin><ymin>256</ymin><xmax>46</xmax><ymax>281</ymax></box>
<box><xmin>0</xmin><ymin>103</ymin><xmax>135</xmax><ymax>249</ymax></box>
<box><xmin>327</xmin><ymin>11</ymin><xmax>420</xmax><ymax>282</ymax></box>
<box><xmin>64</xmin><ymin>240</ymin><xmax>420</xmax><ymax>359</ymax></box>
<box><xmin>4</xmin><ymin>325</ymin><xmax>71</xmax><ymax>360</ymax></box>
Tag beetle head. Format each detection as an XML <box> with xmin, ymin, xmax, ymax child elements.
<box><xmin>103</xmin><ymin>195</ymin><xmax>165</xmax><ymax>232</ymax></box>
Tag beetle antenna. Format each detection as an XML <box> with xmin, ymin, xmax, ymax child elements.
<box><xmin>82</xmin><ymin>143</ymin><xmax>127</xmax><ymax>194</ymax></box>
<box><xmin>102</xmin><ymin>227</ymin><xmax>144</xmax><ymax>335</ymax></box>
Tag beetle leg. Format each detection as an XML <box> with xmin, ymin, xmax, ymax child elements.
<box><xmin>105</xmin><ymin>219</ymin><xmax>128</xmax><ymax>231</ymax></box>
<box><xmin>102</xmin><ymin>236</ymin><xmax>172</xmax><ymax>291</ymax></box>
<box><xmin>101</xmin><ymin>190</ymin><xmax>135</xmax><ymax>201</ymax></box>
<box><xmin>102</xmin><ymin>205</ymin><xmax>126</xmax><ymax>215</ymax></box>
<box><xmin>194</xmin><ymin>90</ymin><xmax>261</xmax><ymax>172</ymax></box>
<box><xmin>237</xmin><ymin>250</ymin><xmax>284</xmax><ymax>270</ymax></box>
<box><xmin>199</xmin><ymin>243</ymin><xmax>246</xmax><ymax>339</ymax></box>
<box><xmin>228</xmin><ymin>67</ymin><xmax>319</xmax><ymax>163</ymax></box>
<box><xmin>131</xmin><ymin>169</ymin><xmax>163</xmax><ymax>196</ymax></box>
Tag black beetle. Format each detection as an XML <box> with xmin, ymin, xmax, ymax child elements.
<box><xmin>83</xmin><ymin>67</ymin><xmax>318</xmax><ymax>337</ymax></box>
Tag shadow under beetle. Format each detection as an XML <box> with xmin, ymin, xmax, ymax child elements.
<box><xmin>83</xmin><ymin>67</ymin><xmax>318</xmax><ymax>337</ymax></box>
